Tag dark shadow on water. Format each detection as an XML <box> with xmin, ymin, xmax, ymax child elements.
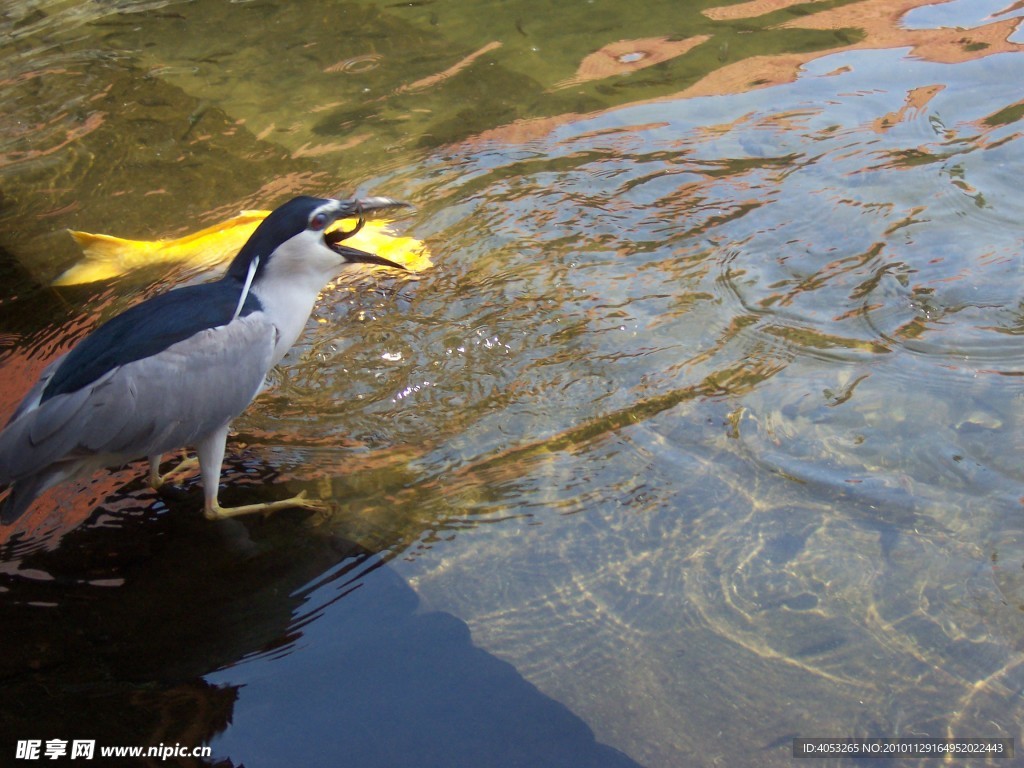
<box><xmin>0</xmin><ymin>492</ymin><xmax>644</xmax><ymax>768</ymax></box>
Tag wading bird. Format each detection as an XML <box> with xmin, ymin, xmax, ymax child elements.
<box><xmin>0</xmin><ymin>195</ymin><xmax>407</xmax><ymax>523</ymax></box>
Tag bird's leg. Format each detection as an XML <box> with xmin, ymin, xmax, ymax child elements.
<box><xmin>148</xmin><ymin>454</ymin><xmax>162</xmax><ymax>489</ymax></box>
<box><xmin>148</xmin><ymin>452</ymin><xmax>200</xmax><ymax>491</ymax></box>
<box><xmin>205</xmin><ymin>490</ymin><xmax>328</xmax><ymax>520</ymax></box>
<box><xmin>196</xmin><ymin>426</ymin><xmax>328</xmax><ymax>520</ymax></box>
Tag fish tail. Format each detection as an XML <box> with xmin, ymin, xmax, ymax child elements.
<box><xmin>52</xmin><ymin>231</ymin><xmax>153</xmax><ymax>286</ymax></box>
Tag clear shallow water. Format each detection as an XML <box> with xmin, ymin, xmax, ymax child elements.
<box><xmin>2</xmin><ymin>1</ymin><xmax>1024</xmax><ymax>766</ymax></box>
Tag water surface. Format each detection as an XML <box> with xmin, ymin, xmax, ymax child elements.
<box><xmin>2</xmin><ymin>1</ymin><xmax>1024</xmax><ymax>766</ymax></box>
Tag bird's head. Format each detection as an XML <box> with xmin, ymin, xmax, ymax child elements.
<box><xmin>225</xmin><ymin>195</ymin><xmax>409</xmax><ymax>290</ymax></box>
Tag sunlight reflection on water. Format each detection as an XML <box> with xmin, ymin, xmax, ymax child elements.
<box><xmin>399</xmin><ymin>47</ymin><xmax>1024</xmax><ymax>766</ymax></box>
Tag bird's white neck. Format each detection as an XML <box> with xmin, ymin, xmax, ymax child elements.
<box><xmin>252</xmin><ymin>280</ymin><xmax>323</xmax><ymax>366</ymax></box>
<box><xmin>243</xmin><ymin>228</ymin><xmax>347</xmax><ymax>366</ymax></box>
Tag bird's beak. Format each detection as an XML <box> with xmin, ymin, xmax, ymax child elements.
<box><xmin>333</xmin><ymin>243</ymin><xmax>408</xmax><ymax>270</ymax></box>
<box><xmin>324</xmin><ymin>196</ymin><xmax>410</xmax><ymax>271</ymax></box>
<box><xmin>343</xmin><ymin>196</ymin><xmax>409</xmax><ymax>217</ymax></box>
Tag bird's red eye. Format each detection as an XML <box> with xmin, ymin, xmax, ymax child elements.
<box><xmin>310</xmin><ymin>212</ymin><xmax>329</xmax><ymax>231</ymax></box>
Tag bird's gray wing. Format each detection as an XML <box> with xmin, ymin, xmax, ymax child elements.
<box><xmin>0</xmin><ymin>314</ymin><xmax>278</xmax><ymax>484</ymax></box>
<box><xmin>5</xmin><ymin>353</ymin><xmax>68</xmax><ymax>426</ymax></box>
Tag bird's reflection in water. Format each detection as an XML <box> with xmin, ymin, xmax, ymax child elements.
<box><xmin>0</xmin><ymin>479</ymin><xmax>642</xmax><ymax>768</ymax></box>
<box><xmin>0</xmin><ymin>479</ymin><xmax>349</xmax><ymax>760</ymax></box>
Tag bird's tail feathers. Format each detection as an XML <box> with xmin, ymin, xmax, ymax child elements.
<box><xmin>0</xmin><ymin>470</ymin><xmax>66</xmax><ymax>525</ymax></box>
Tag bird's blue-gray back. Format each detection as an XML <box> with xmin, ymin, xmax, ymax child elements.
<box><xmin>0</xmin><ymin>313</ymin><xmax>276</xmax><ymax>485</ymax></box>
<box><xmin>42</xmin><ymin>280</ymin><xmax>262</xmax><ymax>403</ymax></box>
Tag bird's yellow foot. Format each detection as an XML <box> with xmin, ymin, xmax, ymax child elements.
<box><xmin>203</xmin><ymin>490</ymin><xmax>329</xmax><ymax>520</ymax></box>
<box><xmin>150</xmin><ymin>455</ymin><xmax>200</xmax><ymax>491</ymax></box>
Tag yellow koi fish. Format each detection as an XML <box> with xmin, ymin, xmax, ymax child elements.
<box><xmin>54</xmin><ymin>210</ymin><xmax>432</xmax><ymax>285</ymax></box>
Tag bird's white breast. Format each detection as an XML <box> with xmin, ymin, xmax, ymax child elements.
<box><xmin>253</xmin><ymin>281</ymin><xmax>321</xmax><ymax>366</ymax></box>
